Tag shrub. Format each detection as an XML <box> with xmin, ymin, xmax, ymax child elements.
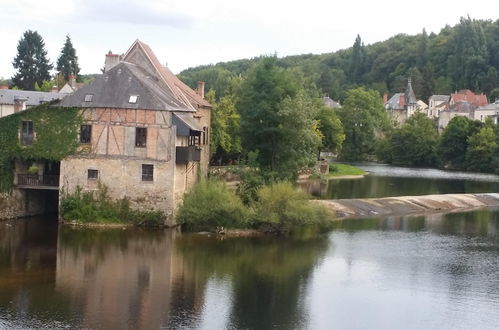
<box><xmin>176</xmin><ymin>179</ymin><xmax>249</xmax><ymax>230</ymax></box>
<box><xmin>60</xmin><ymin>185</ymin><xmax>164</xmax><ymax>226</ymax></box>
<box><xmin>251</xmin><ymin>182</ymin><xmax>331</xmax><ymax>232</ymax></box>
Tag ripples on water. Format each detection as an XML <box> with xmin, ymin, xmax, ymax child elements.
<box><xmin>0</xmin><ymin>209</ymin><xmax>498</xmax><ymax>329</ymax></box>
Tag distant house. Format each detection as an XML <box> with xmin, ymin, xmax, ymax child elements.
<box><xmin>0</xmin><ymin>87</ymin><xmax>65</xmax><ymax>118</ymax></box>
<box><xmin>427</xmin><ymin>95</ymin><xmax>450</xmax><ymax>118</ymax></box>
<box><xmin>385</xmin><ymin>78</ymin><xmax>418</xmax><ymax>125</ymax></box>
<box><xmin>473</xmin><ymin>100</ymin><xmax>499</xmax><ymax>124</ymax></box>
<box><xmin>450</xmin><ymin>89</ymin><xmax>488</xmax><ymax>108</ymax></box>
<box><xmin>438</xmin><ymin>101</ymin><xmax>476</xmax><ymax>130</ymax></box>
<box><xmin>59</xmin><ymin>75</ymin><xmax>86</xmax><ymax>94</ymax></box>
<box><xmin>323</xmin><ymin>96</ymin><xmax>341</xmax><ymax>109</ymax></box>
<box><xmin>9</xmin><ymin>40</ymin><xmax>211</xmax><ymax>224</ymax></box>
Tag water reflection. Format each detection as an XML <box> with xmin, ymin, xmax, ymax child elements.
<box><xmin>0</xmin><ymin>211</ymin><xmax>498</xmax><ymax>329</ymax></box>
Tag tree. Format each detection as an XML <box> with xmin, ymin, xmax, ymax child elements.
<box><xmin>349</xmin><ymin>35</ymin><xmax>366</xmax><ymax>83</ymax></box>
<box><xmin>465</xmin><ymin>127</ymin><xmax>497</xmax><ymax>172</ymax></box>
<box><xmin>237</xmin><ymin>57</ymin><xmax>299</xmax><ymax>172</ymax></box>
<box><xmin>56</xmin><ymin>35</ymin><xmax>80</xmax><ymax>81</ymax></box>
<box><xmin>11</xmin><ymin>30</ymin><xmax>53</xmax><ymax>90</ymax></box>
<box><xmin>316</xmin><ymin>107</ymin><xmax>345</xmax><ymax>153</ymax></box>
<box><xmin>337</xmin><ymin>88</ymin><xmax>390</xmax><ymax>161</ymax></box>
<box><xmin>388</xmin><ymin>112</ymin><xmax>439</xmax><ymax>166</ymax></box>
<box><xmin>438</xmin><ymin>116</ymin><xmax>481</xmax><ymax>169</ymax></box>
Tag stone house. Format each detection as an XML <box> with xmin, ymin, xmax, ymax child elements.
<box><xmin>13</xmin><ymin>40</ymin><xmax>211</xmax><ymax>224</ymax></box>
<box><xmin>58</xmin><ymin>75</ymin><xmax>86</xmax><ymax>94</ymax></box>
<box><xmin>427</xmin><ymin>95</ymin><xmax>450</xmax><ymax>118</ymax></box>
<box><xmin>472</xmin><ymin>100</ymin><xmax>499</xmax><ymax>124</ymax></box>
<box><xmin>384</xmin><ymin>78</ymin><xmax>418</xmax><ymax>125</ymax></box>
<box><xmin>438</xmin><ymin>101</ymin><xmax>475</xmax><ymax>130</ymax></box>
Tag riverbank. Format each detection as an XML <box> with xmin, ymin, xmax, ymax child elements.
<box><xmin>315</xmin><ymin>193</ymin><xmax>499</xmax><ymax>219</ymax></box>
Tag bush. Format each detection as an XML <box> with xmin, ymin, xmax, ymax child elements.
<box><xmin>176</xmin><ymin>179</ymin><xmax>249</xmax><ymax>230</ymax></box>
<box><xmin>251</xmin><ymin>182</ymin><xmax>331</xmax><ymax>232</ymax></box>
<box><xmin>60</xmin><ymin>185</ymin><xmax>164</xmax><ymax>226</ymax></box>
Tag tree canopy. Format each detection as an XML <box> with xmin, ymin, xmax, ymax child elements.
<box><xmin>11</xmin><ymin>30</ymin><xmax>53</xmax><ymax>90</ymax></box>
<box><xmin>57</xmin><ymin>35</ymin><xmax>80</xmax><ymax>81</ymax></box>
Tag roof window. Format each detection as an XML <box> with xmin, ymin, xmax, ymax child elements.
<box><xmin>84</xmin><ymin>94</ymin><xmax>93</xmax><ymax>102</ymax></box>
<box><xmin>129</xmin><ymin>95</ymin><xmax>139</xmax><ymax>103</ymax></box>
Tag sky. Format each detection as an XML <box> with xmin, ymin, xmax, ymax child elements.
<box><xmin>0</xmin><ymin>0</ymin><xmax>496</xmax><ymax>79</ymax></box>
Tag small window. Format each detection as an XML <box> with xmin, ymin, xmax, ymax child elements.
<box><xmin>129</xmin><ymin>95</ymin><xmax>139</xmax><ymax>103</ymax></box>
<box><xmin>87</xmin><ymin>169</ymin><xmax>99</xmax><ymax>180</ymax></box>
<box><xmin>21</xmin><ymin>120</ymin><xmax>34</xmax><ymax>146</ymax></box>
<box><xmin>135</xmin><ymin>127</ymin><xmax>147</xmax><ymax>147</ymax></box>
<box><xmin>80</xmin><ymin>125</ymin><xmax>92</xmax><ymax>144</ymax></box>
<box><xmin>142</xmin><ymin>164</ymin><xmax>153</xmax><ymax>182</ymax></box>
<box><xmin>84</xmin><ymin>94</ymin><xmax>93</xmax><ymax>102</ymax></box>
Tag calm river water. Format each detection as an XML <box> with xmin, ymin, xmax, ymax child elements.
<box><xmin>301</xmin><ymin>163</ymin><xmax>499</xmax><ymax>199</ymax></box>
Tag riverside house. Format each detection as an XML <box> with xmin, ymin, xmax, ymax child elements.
<box><xmin>2</xmin><ymin>40</ymin><xmax>211</xmax><ymax>224</ymax></box>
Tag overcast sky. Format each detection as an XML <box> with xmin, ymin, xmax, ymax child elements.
<box><xmin>0</xmin><ymin>0</ymin><xmax>496</xmax><ymax>79</ymax></box>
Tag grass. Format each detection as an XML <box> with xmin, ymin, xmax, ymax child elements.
<box><xmin>328</xmin><ymin>163</ymin><xmax>366</xmax><ymax>177</ymax></box>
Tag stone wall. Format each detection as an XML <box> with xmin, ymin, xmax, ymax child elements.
<box><xmin>60</xmin><ymin>156</ymin><xmax>176</xmax><ymax>225</ymax></box>
<box><xmin>0</xmin><ymin>189</ymin><xmax>56</xmax><ymax>220</ymax></box>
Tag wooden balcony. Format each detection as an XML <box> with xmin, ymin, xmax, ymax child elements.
<box><xmin>16</xmin><ymin>174</ymin><xmax>60</xmax><ymax>190</ymax></box>
<box><xmin>176</xmin><ymin>146</ymin><xmax>201</xmax><ymax>164</ymax></box>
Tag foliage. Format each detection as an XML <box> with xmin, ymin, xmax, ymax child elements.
<box><xmin>11</xmin><ymin>30</ymin><xmax>52</xmax><ymax>90</ymax></box>
<box><xmin>57</xmin><ymin>34</ymin><xmax>81</xmax><ymax>82</ymax></box>
<box><xmin>0</xmin><ymin>103</ymin><xmax>82</xmax><ymax>192</ymax></box>
<box><xmin>252</xmin><ymin>182</ymin><xmax>331</xmax><ymax>231</ymax></box>
<box><xmin>337</xmin><ymin>87</ymin><xmax>390</xmax><ymax>161</ymax></box>
<box><xmin>316</xmin><ymin>106</ymin><xmax>345</xmax><ymax>153</ymax></box>
<box><xmin>465</xmin><ymin>126</ymin><xmax>497</xmax><ymax>172</ymax></box>
<box><xmin>206</xmin><ymin>90</ymin><xmax>242</xmax><ymax>163</ymax></box>
<box><xmin>328</xmin><ymin>163</ymin><xmax>366</xmax><ymax>176</ymax></box>
<box><xmin>379</xmin><ymin>112</ymin><xmax>439</xmax><ymax>166</ymax></box>
<box><xmin>60</xmin><ymin>184</ymin><xmax>164</xmax><ymax>226</ymax></box>
<box><xmin>176</xmin><ymin>179</ymin><xmax>249</xmax><ymax>230</ymax></box>
<box><xmin>438</xmin><ymin>116</ymin><xmax>481</xmax><ymax>169</ymax></box>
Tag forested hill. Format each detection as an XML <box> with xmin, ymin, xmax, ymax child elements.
<box><xmin>179</xmin><ymin>17</ymin><xmax>499</xmax><ymax>103</ymax></box>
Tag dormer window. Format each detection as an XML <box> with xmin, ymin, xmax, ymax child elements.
<box><xmin>129</xmin><ymin>95</ymin><xmax>139</xmax><ymax>103</ymax></box>
<box><xmin>84</xmin><ymin>94</ymin><xmax>93</xmax><ymax>102</ymax></box>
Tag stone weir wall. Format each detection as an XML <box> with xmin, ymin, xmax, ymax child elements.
<box><xmin>315</xmin><ymin>193</ymin><xmax>499</xmax><ymax>219</ymax></box>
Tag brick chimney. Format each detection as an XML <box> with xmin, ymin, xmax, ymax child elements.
<box><xmin>383</xmin><ymin>93</ymin><xmax>388</xmax><ymax>104</ymax></box>
<box><xmin>104</xmin><ymin>51</ymin><xmax>121</xmax><ymax>72</ymax></box>
<box><xmin>68</xmin><ymin>75</ymin><xmax>76</xmax><ymax>89</ymax></box>
<box><xmin>197</xmin><ymin>81</ymin><xmax>205</xmax><ymax>99</ymax></box>
<box><xmin>0</xmin><ymin>84</ymin><xmax>8</xmax><ymax>90</ymax></box>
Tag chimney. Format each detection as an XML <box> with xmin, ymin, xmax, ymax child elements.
<box><xmin>0</xmin><ymin>84</ymin><xmax>8</xmax><ymax>90</ymax></box>
<box><xmin>50</xmin><ymin>86</ymin><xmax>58</xmax><ymax>93</ymax></box>
<box><xmin>68</xmin><ymin>75</ymin><xmax>76</xmax><ymax>88</ymax></box>
<box><xmin>383</xmin><ymin>93</ymin><xmax>388</xmax><ymax>104</ymax></box>
<box><xmin>104</xmin><ymin>51</ymin><xmax>121</xmax><ymax>72</ymax></box>
<box><xmin>197</xmin><ymin>81</ymin><xmax>205</xmax><ymax>99</ymax></box>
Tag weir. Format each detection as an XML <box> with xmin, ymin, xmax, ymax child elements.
<box><xmin>315</xmin><ymin>193</ymin><xmax>499</xmax><ymax>218</ymax></box>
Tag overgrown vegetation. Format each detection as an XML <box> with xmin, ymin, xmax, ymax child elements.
<box><xmin>328</xmin><ymin>163</ymin><xmax>366</xmax><ymax>177</ymax></box>
<box><xmin>176</xmin><ymin>179</ymin><xmax>333</xmax><ymax>233</ymax></box>
<box><xmin>60</xmin><ymin>185</ymin><xmax>164</xmax><ymax>226</ymax></box>
<box><xmin>0</xmin><ymin>103</ymin><xmax>82</xmax><ymax>192</ymax></box>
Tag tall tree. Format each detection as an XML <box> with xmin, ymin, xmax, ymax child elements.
<box><xmin>57</xmin><ymin>35</ymin><xmax>80</xmax><ymax>81</ymax></box>
<box><xmin>465</xmin><ymin>126</ymin><xmax>497</xmax><ymax>172</ymax></box>
<box><xmin>11</xmin><ymin>30</ymin><xmax>53</xmax><ymax>90</ymax></box>
<box><xmin>349</xmin><ymin>35</ymin><xmax>366</xmax><ymax>84</ymax></box>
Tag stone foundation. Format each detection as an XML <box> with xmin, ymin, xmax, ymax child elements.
<box><xmin>0</xmin><ymin>189</ymin><xmax>58</xmax><ymax>220</ymax></box>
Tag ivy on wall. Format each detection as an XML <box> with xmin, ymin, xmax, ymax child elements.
<box><xmin>0</xmin><ymin>102</ymin><xmax>82</xmax><ymax>192</ymax></box>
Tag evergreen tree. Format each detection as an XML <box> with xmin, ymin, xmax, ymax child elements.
<box><xmin>11</xmin><ymin>30</ymin><xmax>53</xmax><ymax>90</ymax></box>
<box><xmin>57</xmin><ymin>35</ymin><xmax>80</xmax><ymax>81</ymax></box>
<box><xmin>349</xmin><ymin>35</ymin><xmax>365</xmax><ymax>84</ymax></box>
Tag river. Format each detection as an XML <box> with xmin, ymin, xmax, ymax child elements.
<box><xmin>1</xmin><ymin>165</ymin><xmax>499</xmax><ymax>329</ymax></box>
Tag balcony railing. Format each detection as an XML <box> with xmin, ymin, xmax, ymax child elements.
<box><xmin>17</xmin><ymin>174</ymin><xmax>59</xmax><ymax>188</ymax></box>
<box><xmin>176</xmin><ymin>146</ymin><xmax>201</xmax><ymax>164</ymax></box>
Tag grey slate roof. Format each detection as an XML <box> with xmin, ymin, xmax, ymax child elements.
<box><xmin>429</xmin><ymin>95</ymin><xmax>450</xmax><ymax>102</ymax></box>
<box><xmin>386</xmin><ymin>93</ymin><xmax>405</xmax><ymax>110</ymax></box>
<box><xmin>57</xmin><ymin>62</ymin><xmax>194</xmax><ymax>112</ymax></box>
<box><xmin>173</xmin><ymin>112</ymin><xmax>203</xmax><ymax>136</ymax></box>
<box><xmin>0</xmin><ymin>89</ymin><xmax>65</xmax><ymax>106</ymax></box>
<box><xmin>448</xmin><ymin>101</ymin><xmax>476</xmax><ymax>113</ymax></box>
<box><xmin>405</xmin><ymin>79</ymin><xmax>417</xmax><ymax>105</ymax></box>
<box><xmin>476</xmin><ymin>100</ymin><xmax>499</xmax><ymax>111</ymax></box>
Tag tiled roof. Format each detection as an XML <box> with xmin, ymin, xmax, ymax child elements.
<box><xmin>429</xmin><ymin>95</ymin><xmax>450</xmax><ymax>102</ymax></box>
<box><xmin>123</xmin><ymin>40</ymin><xmax>211</xmax><ymax>109</ymax></box>
<box><xmin>451</xmin><ymin>90</ymin><xmax>488</xmax><ymax>107</ymax></box>
<box><xmin>386</xmin><ymin>93</ymin><xmax>406</xmax><ymax>110</ymax></box>
<box><xmin>0</xmin><ymin>89</ymin><xmax>65</xmax><ymax>106</ymax></box>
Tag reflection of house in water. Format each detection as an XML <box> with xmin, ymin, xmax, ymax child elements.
<box><xmin>54</xmin><ymin>228</ymin><xmax>206</xmax><ymax>329</ymax></box>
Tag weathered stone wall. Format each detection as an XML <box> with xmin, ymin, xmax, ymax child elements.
<box><xmin>197</xmin><ymin>106</ymin><xmax>211</xmax><ymax>177</ymax></box>
<box><xmin>60</xmin><ymin>156</ymin><xmax>176</xmax><ymax>224</ymax></box>
<box><xmin>0</xmin><ymin>189</ymin><xmax>55</xmax><ymax>220</ymax></box>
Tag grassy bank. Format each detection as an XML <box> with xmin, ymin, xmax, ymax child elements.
<box><xmin>328</xmin><ymin>163</ymin><xmax>366</xmax><ymax>177</ymax></box>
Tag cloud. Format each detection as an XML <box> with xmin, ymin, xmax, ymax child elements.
<box><xmin>76</xmin><ymin>0</ymin><xmax>194</xmax><ymax>28</ymax></box>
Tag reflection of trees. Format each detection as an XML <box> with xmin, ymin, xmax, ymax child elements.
<box><xmin>175</xmin><ymin>235</ymin><xmax>329</xmax><ymax>330</ymax></box>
